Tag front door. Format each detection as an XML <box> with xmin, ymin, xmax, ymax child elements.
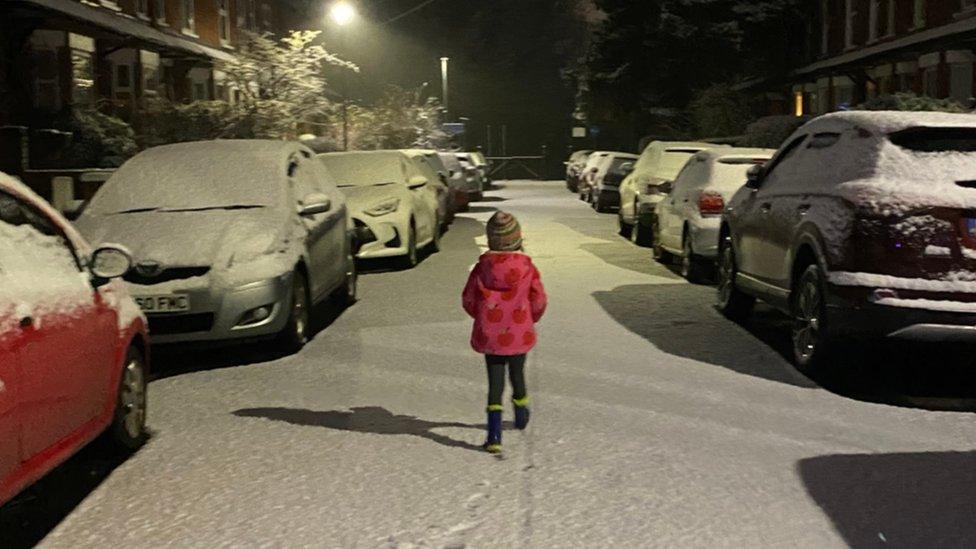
<box><xmin>0</xmin><ymin>190</ymin><xmax>112</xmax><ymax>460</ymax></box>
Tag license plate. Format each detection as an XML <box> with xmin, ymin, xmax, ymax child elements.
<box><xmin>134</xmin><ymin>294</ymin><xmax>190</xmax><ymax>313</ymax></box>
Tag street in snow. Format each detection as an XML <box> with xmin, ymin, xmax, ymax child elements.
<box><xmin>10</xmin><ymin>181</ymin><xmax>976</xmax><ymax>549</ymax></box>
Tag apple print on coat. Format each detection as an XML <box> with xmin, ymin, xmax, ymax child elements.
<box><xmin>512</xmin><ymin>307</ymin><xmax>528</xmax><ymax>324</ymax></box>
<box><xmin>486</xmin><ymin>304</ymin><xmax>504</xmax><ymax>323</ymax></box>
<box><xmin>498</xmin><ymin>329</ymin><xmax>515</xmax><ymax>348</ymax></box>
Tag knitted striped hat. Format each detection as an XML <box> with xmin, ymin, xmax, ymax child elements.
<box><xmin>486</xmin><ymin>211</ymin><xmax>523</xmax><ymax>251</ymax></box>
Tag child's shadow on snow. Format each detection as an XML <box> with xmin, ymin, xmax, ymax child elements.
<box><xmin>233</xmin><ymin>406</ymin><xmax>497</xmax><ymax>452</ymax></box>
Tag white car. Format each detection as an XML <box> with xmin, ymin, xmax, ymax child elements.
<box><xmin>577</xmin><ymin>151</ymin><xmax>611</xmax><ymax>201</ymax></box>
<box><xmin>401</xmin><ymin>149</ymin><xmax>453</xmax><ymax>227</ymax></box>
<box><xmin>618</xmin><ymin>141</ymin><xmax>726</xmax><ymax>245</ymax></box>
<box><xmin>654</xmin><ymin>148</ymin><xmax>775</xmax><ymax>282</ymax></box>
<box><xmin>587</xmin><ymin>152</ymin><xmax>639</xmax><ymax>212</ymax></box>
<box><xmin>320</xmin><ymin>151</ymin><xmax>441</xmax><ymax>268</ymax></box>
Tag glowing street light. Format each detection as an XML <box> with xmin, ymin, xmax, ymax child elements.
<box><xmin>329</xmin><ymin>1</ymin><xmax>356</xmax><ymax>26</ymax></box>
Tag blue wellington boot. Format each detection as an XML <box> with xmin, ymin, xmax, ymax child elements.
<box><xmin>483</xmin><ymin>406</ymin><xmax>503</xmax><ymax>453</ymax></box>
<box><xmin>513</xmin><ymin>396</ymin><xmax>530</xmax><ymax>430</ymax></box>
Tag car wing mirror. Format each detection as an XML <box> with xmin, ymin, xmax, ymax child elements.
<box><xmin>618</xmin><ymin>162</ymin><xmax>635</xmax><ymax>176</ymax></box>
<box><xmin>745</xmin><ymin>164</ymin><xmax>765</xmax><ymax>190</ymax></box>
<box><xmin>62</xmin><ymin>199</ymin><xmax>88</xmax><ymax>221</ymax></box>
<box><xmin>408</xmin><ymin>176</ymin><xmax>429</xmax><ymax>189</ymax></box>
<box><xmin>90</xmin><ymin>244</ymin><xmax>133</xmax><ymax>286</ymax></box>
<box><xmin>299</xmin><ymin>192</ymin><xmax>332</xmax><ymax>216</ymax></box>
<box><xmin>658</xmin><ymin>180</ymin><xmax>674</xmax><ymax>194</ymax></box>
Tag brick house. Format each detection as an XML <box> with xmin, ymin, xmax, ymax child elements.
<box><xmin>790</xmin><ymin>0</ymin><xmax>976</xmax><ymax>115</ymax></box>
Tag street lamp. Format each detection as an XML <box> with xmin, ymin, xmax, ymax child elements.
<box><xmin>329</xmin><ymin>1</ymin><xmax>356</xmax><ymax>26</ymax></box>
<box><xmin>328</xmin><ymin>1</ymin><xmax>357</xmax><ymax>149</ymax></box>
<box><xmin>440</xmin><ymin>57</ymin><xmax>450</xmax><ymax>121</ymax></box>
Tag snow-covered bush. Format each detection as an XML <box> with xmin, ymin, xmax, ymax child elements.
<box><xmin>855</xmin><ymin>92</ymin><xmax>969</xmax><ymax>113</ymax></box>
<box><xmin>348</xmin><ymin>85</ymin><xmax>449</xmax><ymax>150</ymax></box>
<box><xmin>137</xmin><ymin>98</ymin><xmax>238</xmax><ymax>147</ymax></box>
<box><xmin>689</xmin><ymin>84</ymin><xmax>758</xmax><ymax>139</ymax></box>
<box><xmin>64</xmin><ymin>109</ymin><xmax>137</xmax><ymax>167</ymax></box>
<box><xmin>739</xmin><ymin>114</ymin><xmax>812</xmax><ymax>149</ymax></box>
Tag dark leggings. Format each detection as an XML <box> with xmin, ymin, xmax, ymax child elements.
<box><xmin>486</xmin><ymin>354</ymin><xmax>527</xmax><ymax>407</ymax></box>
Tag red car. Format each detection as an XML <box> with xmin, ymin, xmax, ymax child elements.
<box><xmin>0</xmin><ymin>172</ymin><xmax>149</xmax><ymax>507</ymax></box>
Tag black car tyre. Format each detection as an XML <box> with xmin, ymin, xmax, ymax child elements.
<box><xmin>618</xmin><ymin>212</ymin><xmax>633</xmax><ymax>238</ymax></box>
<box><xmin>595</xmin><ymin>194</ymin><xmax>608</xmax><ymax>213</ymax></box>
<box><xmin>400</xmin><ymin>224</ymin><xmax>419</xmax><ymax>269</ymax></box>
<box><xmin>108</xmin><ymin>347</ymin><xmax>148</xmax><ymax>452</ymax></box>
<box><xmin>339</xmin><ymin>251</ymin><xmax>358</xmax><ymax>307</ymax></box>
<box><xmin>681</xmin><ymin>236</ymin><xmax>707</xmax><ymax>283</ymax></box>
<box><xmin>716</xmin><ymin>238</ymin><xmax>755</xmax><ymax>321</ymax></box>
<box><xmin>792</xmin><ymin>263</ymin><xmax>837</xmax><ymax>374</ymax></box>
<box><xmin>632</xmin><ymin>220</ymin><xmax>653</xmax><ymax>247</ymax></box>
<box><xmin>278</xmin><ymin>270</ymin><xmax>311</xmax><ymax>353</ymax></box>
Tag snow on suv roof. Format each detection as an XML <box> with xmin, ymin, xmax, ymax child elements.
<box><xmin>807</xmin><ymin>110</ymin><xmax>976</xmax><ymax>134</ymax></box>
<box><xmin>695</xmin><ymin>148</ymin><xmax>775</xmax><ymax>162</ymax></box>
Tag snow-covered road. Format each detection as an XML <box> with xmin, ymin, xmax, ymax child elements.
<box><xmin>24</xmin><ymin>182</ymin><xmax>976</xmax><ymax>547</ymax></box>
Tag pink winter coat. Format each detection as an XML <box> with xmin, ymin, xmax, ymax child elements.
<box><xmin>462</xmin><ymin>251</ymin><xmax>547</xmax><ymax>356</ymax></box>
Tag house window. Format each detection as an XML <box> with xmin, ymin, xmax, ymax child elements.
<box><xmin>963</xmin><ymin>0</ymin><xmax>976</xmax><ymax>14</ymax></box>
<box><xmin>237</xmin><ymin>0</ymin><xmax>257</xmax><ymax>30</ymax></box>
<box><xmin>140</xmin><ymin>50</ymin><xmax>160</xmax><ymax>98</ymax></box>
<box><xmin>154</xmin><ymin>0</ymin><xmax>166</xmax><ymax>24</ymax></box>
<box><xmin>821</xmin><ymin>0</ymin><xmax>830</xmax><ymax>56</ymax></box>
<box><xmin>913</xmin><ymin>0</ymin><xmax>926</xmax><ymax>29</ymax></box>
<box><xmin>181</xmin><ymin>0</ymin><xmax>195</xmax><ymax>33</ymax></box>
<box><xmin>922</xmin><ymin>67</ymin><xmax>939</xmax><ymax>97</ymax></box>
<box><xmin>845</xmin><ymin>0</ymin><xmax>856</xmax><ymax>49</ymax></box>
<box><xmin>135</xmin><ymin>0</ymin><xmax>149</xmax><ymax>17</ymax></box>
<box><xmin>868</xmin><ymin>0</ymin><xmax>880</xmax><ymax>42</ymax></box>
<box><xmin>260</xmin><ymin>3</ymin><xmax>272</xmax><ymax>31</ymax></box>
<box><xmin>33</xmin><ymin>49</ymin><xmax>61</xmax><ymax>111</ymax></box>
<box><xmin>885</xmin><ymin>0</ymin><xmax>896</xmax><ymax>36</ymax></box>
<box><xmin>69</xmin><ymin>34</ymin><xmax>96</xmax><ymax>109</ymax></box>
<box><xmin>950</xmin><ymin>63</ymin><xmax>974</xmax><ymax>103</ymax></box>
<box><xmin>218</xmin><ymin>0</ymin><xmax>231</xmax><ymax>43</ymax></box>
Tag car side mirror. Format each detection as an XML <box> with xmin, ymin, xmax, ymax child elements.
<box><xmin>746</xmin><ymin>164</ymin><xmax>765</xmax><ymax>190</ymax></box>
<box><xmin>658</xmin><ymin>180</ymin><xmax>674</xmax><ymax>194</ymax></box>
<box><xmin>408</xmin><ymin>176</ymin><xmax>428</xmax><ymax>189</ymax></box>
<box><xmin>91</xmin><ymin>244</ymin><xmax>133</xmax><ymax>284</ymax></box>
<box><xmin>618</xmin><ymin>162</ymin><xmax>635</xmax><ymax>176</ymax></box>
<box><xmin>299</xmin><ymin>192</ymin><xmax>332</xmax><ymax>217</ymax></box>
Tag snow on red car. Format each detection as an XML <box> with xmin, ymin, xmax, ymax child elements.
<box><xmin>0</xmin><ymin>172</ymin><xmax>148</xmax><ymax>507</ymax></box>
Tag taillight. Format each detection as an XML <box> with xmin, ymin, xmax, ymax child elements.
<box><xmin>698</xmin><ymin>191</ymin><xmax>725</xmax><ymax>215</ymax></box>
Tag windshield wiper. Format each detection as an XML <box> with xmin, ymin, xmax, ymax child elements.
<box><xmin>113</xmin><ymin>207</ymin><xmax>160</xmax><ymax>214</ymax></box>
<box><xmin>158</xmin><ymin>205</ymin><xmax>265</xmax><ymax>213</ymax></box>
<box><xmin>338</xmin><ymin>181</ymin><xmax>397</xmax><ymax>188</ymax></box>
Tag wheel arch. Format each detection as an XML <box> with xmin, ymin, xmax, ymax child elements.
<box><xmin>789</xmin><ymin>228</ymin><xmax>830</xmax><ymax>292</ymax></box>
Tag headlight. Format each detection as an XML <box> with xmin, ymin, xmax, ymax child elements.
<box><xmin>364</xmin><ymin>198</ymin><xmax>400</xmax><ymax>217</ymax></box>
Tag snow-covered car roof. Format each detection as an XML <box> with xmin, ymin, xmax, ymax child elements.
<box><xmin>319</xmin><ymin>151</ymin><xmax>409</xmax><ymax>187</ymax></box>
<box><xmin>692</xmin><ymin>148</ymin><xmax>776</xmax><ymax>163</ymax></box>
<box><xmin>805</xmin><ymin>110</ymin><xmax>976</xmax><ymax>135</ymax></box>
<box><xmin>86</xmin><ymin>140</ymin><xmax>308</xmax><ymax>215</ymax></box>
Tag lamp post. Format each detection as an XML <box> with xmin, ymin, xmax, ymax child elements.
<box><xmin>329</xmin><ymin>1</ymin><xmax>356</xmax><ymax>150</ymax></box>
<box><xmin>440</xmin><ymin>56</ymin><xmax>450</xmax><ymax>122</ymax></box>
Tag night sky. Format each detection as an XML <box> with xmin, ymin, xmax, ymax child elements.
<box><xmin>319</xmin><ymin>0</ymin><xmax>592</xmax><ymax>160</ymax></box>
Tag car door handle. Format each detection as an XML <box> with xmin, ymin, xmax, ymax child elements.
<box><xmin>19</xmin><ymin>316</ymin><xmax>33</xmax><ymax>329</ymax></box>
<box><xmin>797</xmin><ymin>204</ymin><xmax>811</xmax><ymax>214</ymax></box>
<box><xmin>760</xmin><ymin>203</ymin><xmax>772</xmax><ymax>213</ymax></box>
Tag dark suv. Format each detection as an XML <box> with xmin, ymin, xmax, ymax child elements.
<box><xmin>717</xmin><ymin>111</ymin><xmax>976</xmax><ymax>371</ymax></box>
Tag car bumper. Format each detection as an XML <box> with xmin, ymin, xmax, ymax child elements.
<box><xmin>597</xmin><ymin>188</ymin><xmax>621</xmax><ymax>207</ymax></box>
<box><xmin>352</xmin><ymin>215</ymin><xmax>410</xmax><ymax>259</ymax></box>
<box><xmin>135</xmin><ymin>275</ymin><xmax>292</xmax><ymax>344</ymax></box>
<box><xmin>828</xmin><ymin>285</ymin><xmax>976</xmax><ymax>341</ymax></box>
<box><xmin>687</xmin><ymin>217</ymin><xmax>722</xmax><ymax>260</ymax></box>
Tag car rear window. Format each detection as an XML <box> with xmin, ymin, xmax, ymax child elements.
<box><xmin>889</xmin><ymin>127</ymin><xmax>976</xmax><ymax>153</ymax></box>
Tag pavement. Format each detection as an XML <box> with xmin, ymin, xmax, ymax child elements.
<box><xmin>6</xmin><ymin>180</ymin><xmax>976</xmax><ymax>548</ymax></box>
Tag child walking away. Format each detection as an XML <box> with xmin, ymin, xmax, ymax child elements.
<box><xmin>462</xmin><ymin>211</ymin><xmax>547</xmax><ymax>454</ymax></box>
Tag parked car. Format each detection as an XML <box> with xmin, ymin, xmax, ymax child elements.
<box><xmin>459</xmin><ymin>151</ymin><xmax>491</xmax><ymax>190</ymax></box>
<box><xmin>455</xmin><ymin>154</ymin><xmax>486</xmax><ymax>199</ymax></box>
<box><xmin>587</xmin><ymin>152</ymin><xmax>639</xmax><ymax>212</ymax></box>
<box><xmin>565</xmin><ymin>150</ymin><xmax>593</xmax><ymax>192</ymax></box>
<box><xmin>0</xmin><ymin>172</ymin><xmax>148</xmax><ymax>507</ymax></box>
<box><xmin>438</xmin><ymin>152</ymin><xmax>473</xmax><ymax>212</ymax></box>
<box><xmin>320</xmin><ymin>150</ymin><xmax>441</xmax><ymax>268</ymax></box>
<box><xmin>619</xmin><ymin>141</ymin><xmax>725</xmax><ymax>245</ymax></box>
<box><xmin>718</xmin><ymin>111</ymin><xmax>976</xmax><ymax>371</ymax></box>
<box><xmin>77</xmin><ymin>141</ymin><xmax>356</xmax><ymax>352</ymax></box>
<box><xmin>653</xmin><ymin>148</ymin><xmax>775</xmax><ymax>282</ymax></box>
<box><xmin>578</xmin><ymin>151</ymin><xmax>611</xmax><ymax>201</ymax></box>
<box><xmin>401</xmin><ymin>149</ymin><xmax>454</xmax><ymax>227</ymax></box>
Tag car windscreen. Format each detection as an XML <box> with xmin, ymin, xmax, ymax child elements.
<box><xmin>86</xmin><ymin>152</ymin><xmax>285</xmax><ymax>215</ymax></box>
<box><xmin>321</xmin><ymin>153</ymin><xmax>405</xmax><ymax>187</ymax></box>
<box><xmin>889</xmin><ymin>127</ymin><xmax>976</xmax><ymax>153</ymax></box>
<box><xmin>657</xmin><ymin>150</ymin><xmax>704</xmax><ymax>180</ymax></box>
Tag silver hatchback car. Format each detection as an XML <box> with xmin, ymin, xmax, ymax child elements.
<box><xmin>76</xmin><ymin>140</ymin><xmax>357</xmax><ymax>351</ymax></box>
